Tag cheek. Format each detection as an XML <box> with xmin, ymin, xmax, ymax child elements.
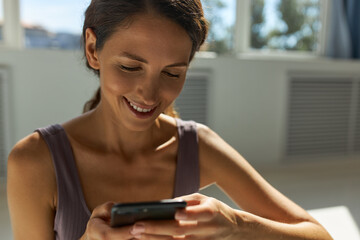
<box><xmin>100</xmin><ymin>70</ymin><xmax>135</xmax><ymax>96</ymax></box>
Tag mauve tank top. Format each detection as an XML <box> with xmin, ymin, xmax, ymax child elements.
<box><xmin>35</xmin><ymin>118</ymin><xmax>199</xmax><ymax>240</ymax></box>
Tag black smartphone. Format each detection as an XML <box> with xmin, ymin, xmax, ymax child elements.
<box><xmin>110</xmin><ymin>199</ymin><xmax>187</xmax><ymax>227</ymax></box>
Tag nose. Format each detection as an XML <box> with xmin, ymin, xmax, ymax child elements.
<box><xmin>136</xmin><ymin>74</ymin><xmax>159</xmax><ymax>106</ymax></box>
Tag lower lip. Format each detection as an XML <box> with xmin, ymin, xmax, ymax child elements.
<box><xmin>123</xmin><ymin>97</ymin><xmax>157</xmax><ymax>119</ymax></box>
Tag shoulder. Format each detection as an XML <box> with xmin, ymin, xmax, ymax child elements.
<box><xmin>7</xmin><ymin>131</ymin><xmax>56</xmax><ymax>203</ymax></box>
<box><xmin>8</xmin><ymin>131</ymin><xmax>52</xmax><ymax>169</ymax></box>
<box><xmin>195</xmin><ymin>123</ymin><xmax>248</xmax><ymax>185</ymax></box>
<box><xmin>196</xmin><ymin>123</ymin><xmax>217</xmax><ymax>141</ymax></box>
<box><xmin>196</xmin><ymin>123</ymin><xmax>230</xmax><ymax>154</ymax></box>
<box><xmin>196</xmin><ymin>123</ymin><xmax>226</xmax><ymax>168</ymax></box>
<box><xmin>7</xmin><ymin>132</ymin><xmax>57</xmax><ymax>238</ymax></box>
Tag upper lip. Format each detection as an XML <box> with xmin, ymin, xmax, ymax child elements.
<box><xmin>124</xmin><ymin>97</ymin><xmax>157</xmax><ymax>110</ymax></box>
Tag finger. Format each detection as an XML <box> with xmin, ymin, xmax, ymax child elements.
<box><xmin>137</xmin><ymin>233</ymin><xmax>178</xmax><ymax>240</ymax></box>
<box><xmin>175</xmin><ymin>194</ymin><xmax>215</xmax><ymax>222</ymax></box>
<box><xmin>87</xmin><ymin>219</ymin><xmax>136</xmax><ymax>240</ymax></box>
<box><xmin>183</xmin><ymin>199</ymin><xmax>201</xmax><ymax>207</ymax></box>
<box><xmin>175</xmin><ymin>193</ymin><xmax>205</xmax><ymax>205</ymax></box>
<box><xmin>133</xmin><ymin>220</ymin><xmax>198</xmax><ymax>237</ymax></box>
<box><xmin>175</xmin><ymin>203</ymin><xmax>217</xmax><ymax>222</ymax></box>
<box><xmin>174</xmin><ymin>193</ymin><xmax>205</xmax><ymax>209</ymax></box>
<box><xmin>136</xmin><ymin>220</ymin><xmax>218</xmax><ymax>239</ymax></box>
<box><xmin>87</xmin><ymin>202</ymin><xmax>138</xmax><ymax>239</ymax></box>
<box><xmin>90</xmin><ymin>201</ymin><xmax>115</xmax><ymax>220</ymax></box>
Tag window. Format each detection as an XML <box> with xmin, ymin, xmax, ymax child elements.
<box><xmin>198</xmin><ymin>0</ymin><xmax>325</xmax><ymax>56</ymax></box>
<box><xmin>20</xmin><ymin>0</ymin><xmax>90</xmax><ymax>49</ymax></box>
<box><xmin>5</xmin><ymin>0</ymin><xmax>328</xmax><ymax>56</ymax></box>
<box><xmin>250</xmin><ymin>0</ymin><xmax>322</xmax><ymax>52</ymax></box>
<box><xmin>202</xmin><ymin>0</ymin><xmax>237</xmax><ymax>55</ymax></box>
<box><xmin>0</xmin><ymin>0</ymin><xmax>3</xmax><ymax>41</ymax></box>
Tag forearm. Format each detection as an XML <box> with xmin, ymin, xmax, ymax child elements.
<box><xmin>233</xmin><ymin>210</ymin><xmax>333</xmax><ymax>240</ymax></box>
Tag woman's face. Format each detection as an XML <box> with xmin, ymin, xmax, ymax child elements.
<box><xmin>86</xmin><ymin>14</ymin><xmax>193</xmax><ymax>131</ymax></box>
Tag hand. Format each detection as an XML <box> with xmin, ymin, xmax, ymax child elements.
<box><xmin>80</xmin><ymin>201</ymin><xmax>144</xmax><ymax>240</ymax></box>
<box><xmin>131</xmin><ymin>193</ymin><xmax>240</xmax><ymax>239</ymax></box>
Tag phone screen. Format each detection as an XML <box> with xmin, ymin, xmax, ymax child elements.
<box><xmin>110</xmin><ymin>199</ymin><xmax>187</xmax><ymax>227</ymax></box>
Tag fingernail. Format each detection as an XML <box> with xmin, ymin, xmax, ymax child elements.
<box><xmin>130</xmin><ymin>223</ymin><xmax>145</xmax><ymax>235</ymax></box>
<box><xmin>175</xmin><ymin>211</ymin><xmax>187</xmax><ymax>220</ymax></box>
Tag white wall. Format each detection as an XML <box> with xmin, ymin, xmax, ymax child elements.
<box><xmin>1</xmin><ymin>49</ymin><xmax>360</xmax><ymax>230</ymax></box>
<box><xmin>193</xmin><ymin>56</ymin><xmax>360</xmax><ymax>165</ymax></box>
<box><xmin>2</xmin><ymin>49</ymin><xmax>359</xmax><ymax>164</ymax></box>
<box><xmin>0</xmin><ymin>49</ymin><xmax>98</xmax><ymax>147</ymax></box>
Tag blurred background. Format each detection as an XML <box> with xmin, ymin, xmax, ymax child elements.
<box><xmin>1</xmin><ymin>0</ymin><xmax>360</xmax><ymax>239</ymax></box>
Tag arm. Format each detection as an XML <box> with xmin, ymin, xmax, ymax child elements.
<box><xmin>7</xmin><ymin>133</ymin><xmax>56</xmax><ymax>240</ymax></box>
<box><xmin>104</xmin><ymin>125</ymin><xmax>333</xmax><ymax>239</ymax></box>
<box><xmin>129</xmin><ymin>124</ymin><xmax>333</xmax><ymax>239</ymax></box>
<box><xmin>196</xmin><ymin>124</ymin><xmax>333</xmax><ymax>239</ymax></box>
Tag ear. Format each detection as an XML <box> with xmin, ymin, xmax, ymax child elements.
<box><xmin>85</xmin><ymin>28</ymin><xmax>100</xmax><ymax>70</ymax></box>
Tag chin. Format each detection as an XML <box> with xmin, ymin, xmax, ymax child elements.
<box><xmin>122</xmin><ymin>113</ymin><xmax>161</xmax><ymax>132</ymax></box>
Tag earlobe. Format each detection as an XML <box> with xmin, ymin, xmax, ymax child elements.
<box><xmin>85</xmin><ymin>28</ymin><xmax>100</xmax><ymax>70</ymax></box>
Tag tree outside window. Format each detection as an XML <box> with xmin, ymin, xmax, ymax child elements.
<box><xmin>201</xmin><ymin>0</ymin><xmax>322</xmax><ymax>55</ymax></box>
<box><xmin>251</xmin><ymin>0</ymin><xmax>321</xmax><ymax>52</ymax></box>
<box><xmin>202</xmin><ymin>0</ymin><xmax>236</xmax><ymax>55</ymax></box>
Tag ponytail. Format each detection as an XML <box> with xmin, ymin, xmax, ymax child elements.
<box><xmin>83</xmin><ymin>87</ymin><xmax>101</xmax><ymax>113</ymax></box>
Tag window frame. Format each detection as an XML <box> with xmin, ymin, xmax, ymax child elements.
<box><xmin>0</xmin><ymin>0</ymin><xmax>23</xmax><ymax>49</ymax></box>
<box><xmin>1</xmin><ymin>0</ymin><xmax>331</xmax><ymax>58</ymax></box>
<box><xmin>234</xmin><ymin>0</ymin><xmax>331</xmax><ymax>58</ymax></box>
<box><xmin>0</xmin><ymin>0</ymin><xmax>3</xmax><ymax>44</ymax></box>
<box><xmin>0</xmin><ymin>67</ymin><xmax>11</xmax><ymax>179</ymax></box>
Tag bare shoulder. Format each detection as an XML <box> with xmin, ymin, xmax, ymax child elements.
<box><xmin>8</xmin><ymin>131</ymin><xmax>53</xmax><ymax>172</ymax></box>
<box><xmin>196</xmin><ymin>123</ymin><xmax>260</xmax><ymax>193</ymax></box>
<box><xmin>7</xmin><ymin>131</ymin><xmax>56</xmax><ymax>203</ymax></box>
<box><xmin>196</xmin><ymin>123</ymin><xmax>220</xmax><ymax>144</ymax></box>
<box><xmin>196</xmin><ymin>122</ymin><xmax>239</xmax><ymax>160</ymax></box>
<box><xmin>159</xmin><ymin>113</ymin><xmax>177</xmax><ymax>127</ymax></box>
<box><xmin>196</xmin><ymin>123</ymin><xmax>247</xmax><ymax>186</ymax></box>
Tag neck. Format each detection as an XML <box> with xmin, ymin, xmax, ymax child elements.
<box><xmin>89</xmin><ymin>103</ymin><xmax>161</xmax><ymax>156</ymax></box>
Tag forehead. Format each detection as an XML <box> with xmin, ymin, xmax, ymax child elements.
<box><xmin>101</xmin><ymin>14</ymin><xmax>193</xmax><ymax>63</ymax></box>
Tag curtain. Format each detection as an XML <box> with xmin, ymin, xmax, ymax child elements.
<box><xmin>325</xmin><ymin>0</ymin><xmax>360</xmax><ymax>59</ymax></box>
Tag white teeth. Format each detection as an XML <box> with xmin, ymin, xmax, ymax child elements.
<box><xmin>129</xmin><ymin>101</ymin><xmax>153</xmax><ymax>113</ymax></box>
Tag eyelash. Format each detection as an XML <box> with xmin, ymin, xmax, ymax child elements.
<box><xmin>119</xmin><ymin>65</ymin><xmax>180</xmax><ymax>78</ymax></box>
<box><xmin>120</xmin><ymin>65</ymin><xmax>141</xmax><ymax>72</ymax></box>
<box><xmin>163</xmin><ymin>72</ymin><xmax>180</xmax><ymax>78</ymax></box>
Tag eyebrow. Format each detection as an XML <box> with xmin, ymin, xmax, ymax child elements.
<box><xmin>120</xmin><ymin>51</ymin><xmax>189</xmax><ymax>68</ymax></box>
<box><xmin>121</xmin><ymin>52</ymin><xmax>148</xmax><ymax>63</ymax></box>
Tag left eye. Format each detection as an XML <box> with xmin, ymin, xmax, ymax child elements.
<box><xmin>163</xmin><ymin>71</ymin><xmax>180</xmax><ymax>78</ymax></box>
<box><xmin>120</xmin><ymin>65</ymin><xmax>141</xmax><ymax>72</ymax></box>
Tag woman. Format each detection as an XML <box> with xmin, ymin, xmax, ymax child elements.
<box><xmin>7</xmin><ymin>0</ymin><xmax>333</xmax><ymax>239</ymax></box>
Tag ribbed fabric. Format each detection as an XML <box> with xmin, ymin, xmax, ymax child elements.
<box><xmin>36</xmin><ymin>125</ymin><xmax>90</xmax><ymax>240</ymax></box>
<box><xmin>173</xmin><ymin>118</ymin><xmax>199</xmax><ymax>197</ymax></box>
<box><xmin>36</xmin><ymin>119</ymin><xmax>199</xmax><ymax>240</ymax></box>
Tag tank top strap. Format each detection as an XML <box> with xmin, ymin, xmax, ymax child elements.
<box><xmin>173</xmin><ymin>118</ymin><xmax>200</xmax><ymax>197</ymax></box>
<box><xmin>36</xmin><ymin>124</ymin><xmax>90</xmax><ymax>240</ymax></box>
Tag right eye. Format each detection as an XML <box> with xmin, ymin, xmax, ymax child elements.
<box><xmin>119</xmin><ymin>65</ymin><xmax>141</xmax><ymax>72</ymax></box>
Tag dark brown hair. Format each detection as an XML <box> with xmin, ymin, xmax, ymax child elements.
<box><xmin>82</xmin><ymin>0</ymin><xmax>208</xmax><ymax>115</ymax></box>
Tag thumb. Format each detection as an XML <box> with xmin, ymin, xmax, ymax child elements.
<box><xmin>175</xmin><ymin>193</ymin><xmax>204</xmax><ymax>206</ymax></box>
<box><xmin>90</xmin><ymin>201</ymin><xmax>115</xmax><ymax>222</ymax></box>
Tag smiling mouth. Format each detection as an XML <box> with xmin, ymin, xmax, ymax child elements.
<box><xmin>123</xmin><ymin>97</ymin><xmax>157</xmax><ymax>118</ymax></box>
